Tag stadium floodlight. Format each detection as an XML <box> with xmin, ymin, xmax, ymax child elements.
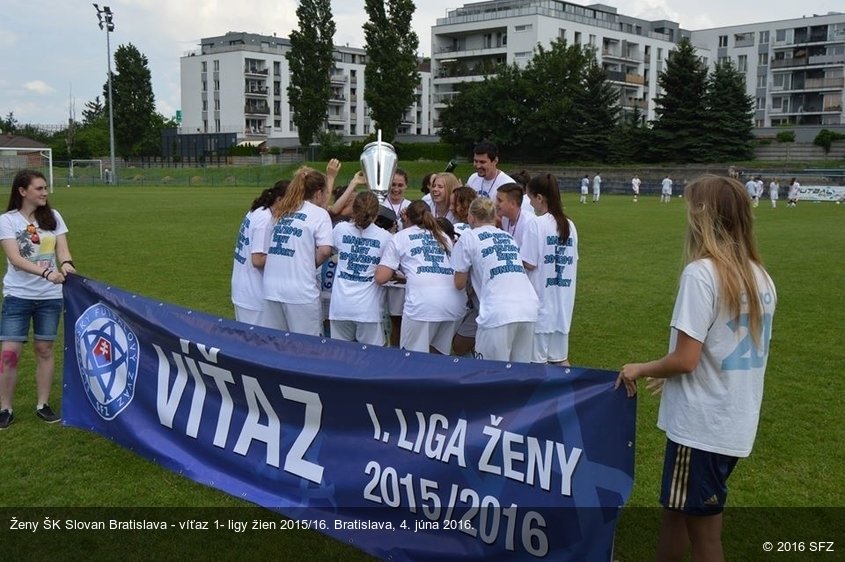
<box><xmin>93</xmin><ymin>3</ymin><xmax>117</xmax><ymax>185</ymax></box>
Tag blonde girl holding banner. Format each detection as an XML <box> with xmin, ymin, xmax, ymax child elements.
<box><xmin>616</xmin><ymin>175</ymin><xmax>776</xmax><ymax>562</ymax></box>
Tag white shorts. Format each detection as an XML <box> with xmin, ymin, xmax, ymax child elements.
<box><xmin>476</xmin><ymin>322</ymin><xmax>534</xmax><ymax>363</ymax></box>
<box><xmin>401</xmin><ymin>318</ymin><xmax>459</xmax><ymax>354</ymax></box>
<box><xmin>532</xmin><ymin>331</ymin><xmax>570</xmax><ymax>364</ymax></box>
<box><xmin>264</xmin><ymin>300</ymin><xmax>322</xmax><ymax>337</ymax></box>
<box><xmin>455</xmin><ymin>307</ymin><xmax>478</xmax><ymax>338</ymax></box>
<box><xmin>385</xmin><ymin>285</ymin><xmax>405</xmax><ymax>316</ymax></box>
<box><xmin>330</xmin><ymin>320</ymin><xmax>385</xmax><ymax>346</ymax></box>
<box><xmin>234</xmin><ymin>305</ymin><xmax>265</xmax><ymax>327</ymax></box>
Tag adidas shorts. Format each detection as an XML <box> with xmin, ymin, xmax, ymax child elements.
<box><xmin>660</xmin><ymin>438</ymin><xmax>739</xmax><ymax>515</ymax></box>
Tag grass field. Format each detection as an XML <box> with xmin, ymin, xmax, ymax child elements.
<box><xmin>1</xmin><ymin>181</ymin><xmax>843</xmax><ymax>560</ymax></box>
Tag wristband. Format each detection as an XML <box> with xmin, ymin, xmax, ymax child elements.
<box><xmin>41</xmin><ymin>268</ymin><xmax>51</xmax><ymax>279</ymax></box>
<box><xmin>45</xmin><ymin>270</ymin><xmax>53</xmax><ymax>281</ymax></box>
<box><xmin>61</xmin><ymin>260</ymin><xmax>75</xmax><ymax>268</ymax></box>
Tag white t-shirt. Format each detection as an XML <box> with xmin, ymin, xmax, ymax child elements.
<box><xmin>788</xmin><ymin>181</ymin><xmax>800</xmax><ymax>199</ymax></box>
<box><xmin>745</xmin><ymin>180</ymin><xmax>758</xmax><ymax>198</ymax></box>
<box><xmin>425</xmin><ymin>199</ymin><xmax>457</xmax><ymax>224</ymax></box>
<box><xmin>658</xmin><ymin>259</ymin><xmax>776</xmax><ymax>458</ymax></box>
<box><xmin>592</xmin><ymin>175</ymin><xmax>601</xmax><ymax>192</ymax></box>
<box><xmin>379</xmin><ymin>226</ymin><xmax>466</xmax><ymax>322</ymax></box>
<box><xmin>452</xmin><ymin>224</ymin><xmax>538</xmax><ymax>329</ymax></box>
<box><xmin>631</xmin><ymin>177</ymin><xmax>641</xmax><ymax>194</ymax></box>
<box><xmin>384</xmin><ymin>197</ymin><xmax>411</xmax><ymax>231</ymax></box>
<box><xmin>0</xmin><ymin>209</ymin><xmax>68</xmax><ymax>299</ymax></box>
<box><xmin>769</xmin><ymin>182</ymin><xmax>779</xmax><ymax>200</ymax></box>
<box><xmin>523</xmin><ymin>214</ymin><xmax>579</xmax><ymax>334</ymax></box>
<box><xmin>263</xmin><ymin>201</ymin><xmax>332</xmax><ymax>304</ymax></box>
<box><xmin>500</xmin><ymin>210</ymin><xmax>540</xmax><ymax>254</ymax></box>
<box><xmin>231</xmin><ymin>207</ymin><xmax>272</xmax><ymax>311</ymax></box>
<box><xmin>330</xmin><ymin>221</ymin><xmax>391</xmax><ymax>323</ymax></box>
<box><xmin>580</xmin><ymin>178</ymin><xmax>589</xmax><ymax>195</ymax></box>
<box><xmin>662</xmin><ymin>178</ymin><xmax>674</xmax><ymax>195</ymax></box>
<box><xmin>466</xmin><ymin>170</ymin><xmax>515</xmax><ymax>200</ymax></box>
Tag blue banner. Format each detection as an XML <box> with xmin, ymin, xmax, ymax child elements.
<box><xmin>62</xmin><ymin>275</ymin><xmax>636</xmax><ymax>561</ymax></box>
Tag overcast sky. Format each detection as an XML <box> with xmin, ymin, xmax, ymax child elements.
<box><xmin>0</xmin><ymin>0</ymin><xmax>840</xmax><ymax>125</ymax></box>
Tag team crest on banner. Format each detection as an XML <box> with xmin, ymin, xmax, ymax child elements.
<box><xmin>74</xmin><ymin>303</ymin><xmax>139</xmax><ymax>420</ymax></box>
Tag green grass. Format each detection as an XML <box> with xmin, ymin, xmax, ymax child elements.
<box><xmin>1</xmin><ymin>186</ymin><xmax>843</xmax><ymax>561</ymax></box>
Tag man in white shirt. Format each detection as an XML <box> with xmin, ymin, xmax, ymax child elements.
<box><xmin>496</xmin><ymin>183</ymin><xmax>539</xmax><ymax>252</ymax></box>
<box><xmin>592</xmin><ymin>173</ymin><xmax>602</xmax><ymax>203</ymax></box>
<box><xmin>631</xmin><ymin>175</ymin><xmax>641</xmax><ymax>202</ymax></box>
<box><xmin>465</xmin><ymin>141</ymin><xmax>514</xmax><ymax>200</ymax></box>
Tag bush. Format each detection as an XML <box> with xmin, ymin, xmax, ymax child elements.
<box><xmin>813</xmin><ymin>129</ymin><xmax>845</xmax><ymax>155</ymax></box>
<box><xmin>776</xmin><ymin>130</ymin><xmax>795</xmax><ymax>143</ymax></box>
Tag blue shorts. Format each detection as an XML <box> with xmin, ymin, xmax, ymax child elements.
<box><xmin>660</xmin><ymin>438</ymin><xmax>739</xmax><ymax>515</ymax></box>
<box><xmin>0</xmin><ymin>296</ymin><xmax>63</xmax><ymax>342</ymax></box>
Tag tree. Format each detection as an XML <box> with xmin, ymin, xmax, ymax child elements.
<box><xmin>363</xmin><ymin>0</ymin><xmax>420</xmax><ymax>142</ymax></box>
<box><xmin>438</xmin><ymin>64</ymin><xmax>529</xmax><ymax>156</ymax></box>
<box><xmin>703</xmin><ymin>60</ymin><xmax>755</xmax><ymax>161</ymax></box>
<box><xmin>1</xmin><ymin>111</ymin><xmax>18</xmax><ymax>133</ymax></box>
<box><xmin>566</xmin><ymin>56</ymin><xmax>620</xmax><ymax>161</ymax></box>
<box><xmin>286</xmin><ymin>0</ymin><xmax>336</xmax><ymax>147</ymax></box>
<box><xmin>608</xmin><ymin>106</ymin><xmax>650</xmax><ymax>163</ymax></box>
<box><xmin>520</xmin><ymin>40</ymin><xmax>590</xmax><ymax>161</ymax></box>
<box><xmin>106</xmin><ymin>43</ymin><xmax>158</xmax><ymax>156</ymax></box>
<box><xmin>82</xmin><ymin>96</ymin><xmax>105</xmax><ymax>125</ymax></box>
<box><xmin>650</xmin><ymin>38</ymin><xmax>709</xmax><ymax>163</ymax></box>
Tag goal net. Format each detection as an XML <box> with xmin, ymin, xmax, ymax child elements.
<box><xmin>0</xmin><ymin>147</ymin><xmax>54</xmax><ymax>192</ymax></box>
<box><xmin>69</xmin><ymin>159</ymin><xmax>104</xmax><ymax>185</ymax></box>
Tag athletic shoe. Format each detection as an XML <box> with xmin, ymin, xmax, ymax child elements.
<box><xmin>0</xmin><ymin>409</ymin><xmax>13</xmax><ymax>429</ymax></box>
<box><xmin>36</xmin><ymin>404</ymin><xmax>61</xmax><ymax>423</ymax></box>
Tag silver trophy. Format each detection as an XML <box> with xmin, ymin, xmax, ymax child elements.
<box><xmin>359</xmin><ymin>130</ymin><xmax>397</xmax><ymax>204</ymax></box>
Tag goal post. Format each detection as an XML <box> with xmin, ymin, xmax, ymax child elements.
<box><xmin>0</xmin><ymin>147</ymin><xmax>54</xmax><ymax>192</ymax></box>
<box><xmin>69</xmin><ymin>159</ymin><xmax>104</xmax><ymax>186</ymax></box>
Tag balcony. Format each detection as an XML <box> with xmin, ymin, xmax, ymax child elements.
<box><xmin>606</xmin><ymin>70</ymin><xmax>645</xmax><ymax>85</ymax></box>
<box><xmin>601</xmin><ymin>49</ymin><xmax>641</xmax><ymax>63</ymax></box>
<box><xmin>771</xmin><ymin>54</ymin><xmax>845</xmax><ymax>69</ymax></box>
<box><xmin>244</xmin><ymin>86</ymin><xmax>269</xmax><ymax>97</ymax></box>
<box><xmin>328</xmin><ymin>95</ymin><xmax>347</xmax><ymax>105</ymax></box>
<box><xmin>330</xmin><ymin>72</ymin><xmax>348</xmax><ymax>84</ymax></box>
<box><xmin>621</xmin><ymin>98</ymin><xmax>648</xmax><ymax>109</ymax></box>
<box><xmin>244</xmin><ymin>67</ymin><xmax>269</xmax><ymax>76</ymax></box>
<box><xmin>244</xmin><ymin>104</ymin><xmax>270</xmax><ymax>115</ymax></box>
<box><xmin>327</xmin><ymin>112</ymin><xmax>347</xmax><ymax>124</ymax></box>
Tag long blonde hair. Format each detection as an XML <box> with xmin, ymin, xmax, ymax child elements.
<box><xmin>684</xmin><ymin>175</ymin><xmax>769</xmax><ymax>345</ymax></box>
<box><xmin>274</xmin><ymin>167</ymin><xmax>326</xmax><ymax>219</ymax></box>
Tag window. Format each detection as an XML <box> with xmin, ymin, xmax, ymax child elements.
<box><xmin>214</xmin><ymin>119</ymin><xmax>220</xmax><ymax>131</ymax></box>
<box><xmin>657</xmin><ymin>48</ymin><xmax>663</xmax><ymax>61</ymax></box>
<box><xmin>589</xmin><ymin>34</ymin><xmax>596</xmax><ymax>46</ymax></box>
<box><xmin>213</xmin><ymin>60</ymin><xmax>219</xmax><ymax>71</ymax></box>
<box><xmin>214</xmin><ymin>79</ymin><xmax>220</xmax><ymax>90</ymax></box>
<box><xmin>558</xmin><ymin>28</ymin><xmax>566</xmax><ymax>40</ymax></box>
<box><xmin>758</xmin><ymin>52</ymin><xmax>769</xmax><ymax>65</ymax></box>
<box><xmin>734</xmin><ymin>32</ymin><xmax>754</xmax><ymax>45</ymax></box>
<box><xmin>514</xmin><ymin>51</ymin><xmax>531</xmax><ymax>59</ymax></box>
<box><xmin>759</xmin><ymin>30</ymin><xmax>770</xmax><ymax>43</ymax></box>
<box><xmin>757</xmin><ymin>75</ymin><xmax>767</xmax><ymax>88</ymax></box>
<box><xmin>574</xmin><ymin>31</ymin><xmax>581</xmax><ymax>45</ymax></box>
<box><xmin>202</xmin><ymin>80</ymin><xmax>207</xmax><ymax>92</ymax></box>
<box><xmin>201</xmin><ymin>61</ymin><xmax>207</xmax><ymax>72</ymax></box>
<box><xmin>737</xmin><ymin>54</ymin><xmax>747</xmax><ymax>72</ymax></box>
<box><xmin>484</xmin><ymin>33</ymin><xmax>493</xmax><ymax>48</ymax></box>
<box><xmin>718</xmin><ymin>56</ymin><xmax>731</xmax><ymax>65</ymax></box>
<box><xmin>202</xmin><ymin>100</ymin><xmax>208</xmax><ymax>111</ymax></box>
<box><xmin>756</xmin><ymin>97</ymin><xmax>766</xmax><ymax>109</ymax></box>
<box><xmin>514</xmin><ymin>24</ymin><xmax>533</xmax><ymax>32</ymax></box>
<box><xmin>775</xmin><ymin>29</ymin><xmax>787</xmax><ymax>42</ymax></box>
<box><xmin>718</xmin><ymin>35</ymin><xmax>728</xmax><ymax>47</ymax></box>
<box><xmin>214</xmin><ymin>99</ymin><xmax>220</xmax><ymax>110</ymax></box>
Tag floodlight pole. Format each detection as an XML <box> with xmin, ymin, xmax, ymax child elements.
<box><xmin>94</xmin><ymin>4</ymin><xmax>117</xmax><ymax>185</ymax></box>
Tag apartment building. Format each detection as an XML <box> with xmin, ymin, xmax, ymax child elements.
<box><xmin>690</xmin><ymin>13</ymin><xmax>845</xmax><ymax>128</ymax></box>
<box><xmin>430</xmin><ymin>0</ymin><xmax>695</xmax><ymax>129</ymax></box>
<box><xmin>179</xmin><ymin>31</ymin><xmax>431</xmax><ymax>144</ymax></box>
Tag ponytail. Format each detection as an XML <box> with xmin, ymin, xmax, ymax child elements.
<box><xmin>405</xmin><ymin>200</ymin><xmax>451</xmax><ymax>255</ymax></box>
<box><xmin>527</xmin><ymin>173</ymin><xmax>570</xmax><ymax>244</ymax></box>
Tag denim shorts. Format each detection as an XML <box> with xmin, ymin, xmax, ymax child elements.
<box><xmin>0</xmin><ymin>296</ymin><xmax>63</xmax><ymax>342</ymax></box>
